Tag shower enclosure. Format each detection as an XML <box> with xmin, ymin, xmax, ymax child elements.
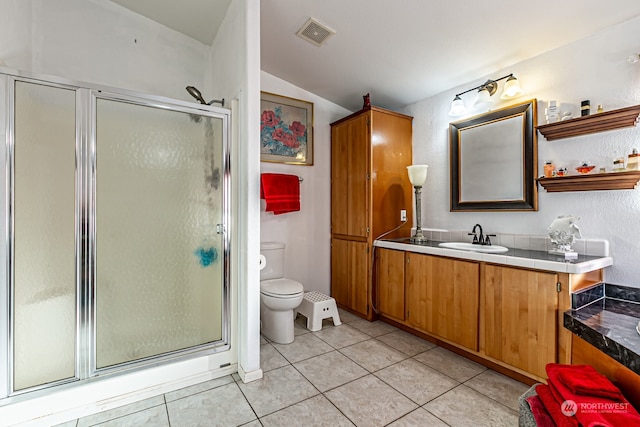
<box><xmin>0</xmin><ymin>70</ymin><xmax>231</xmax><ymax>398</ymax></box>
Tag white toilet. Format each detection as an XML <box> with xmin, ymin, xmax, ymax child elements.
<box><xmin>260</xmin><ymin>242</ymin><xmax>304</xmax><ymax>344</ymax></box>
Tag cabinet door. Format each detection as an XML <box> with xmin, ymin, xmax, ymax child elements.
<box><xmin>331</xmin><ymin>238</ymin><xmax>369</xmax><ymax>317</ymax></box>
<box><xmin>376</xmin><ymin>248</ymin><xmax>405</xmax><ymax>321</ymax></box>
<box><xmin>406</xmin><ymin>253</ymin><xmax>479</xmax><ymax>350</ymax></box>
<box><xmin>484</xmin><ymin>265</ymin><xmax>558</xmax><ymax>378</ymax></box>
<box><xmin>331</xmin><ymin>114</ymin><xmax>369</xmax><ymax>238</ymax></box>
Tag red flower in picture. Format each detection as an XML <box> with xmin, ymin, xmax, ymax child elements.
<box><xmin>280</xmin><ymin>132</ymin><xmax>300</xmax><ymax>148</ymax></box>
<box><xmin>289</xmin><ymin>121</ymin><xmax>306</xmax><ymax>137</ymax></box>
<box><xmin>271</xmin><ymin>127</ymin><xmax>286</xmax><ymax>141</ymax></box>
<box><xmin>261</xmin><ymin>110</ymin><xmax>280</xmax><ymax>130</ymax></box>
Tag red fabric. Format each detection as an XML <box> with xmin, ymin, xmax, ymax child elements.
<box><xmin>260</xmin><ymin>173</ymin><xmax>300</xmax><ymax>215</ymax></box>
<box><xmin>546</xmin><ymin>363</ymin><xmax>640</xmax><ymax>427</ymax></box>
<box><xmin>526</xmin><ymin>394</ymin><xmax>557</xmax><ymax>427</ymax></box>
<box><xmin>556</xmin><ymin>364</ymin><xmax>624</xmax><ymax>401</ymax></box>
<box><xmin>536</xmin><ymin>383</ymin><xmax>579</xmax><ymax>427</ymax></box>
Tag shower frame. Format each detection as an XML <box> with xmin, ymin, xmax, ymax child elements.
<box><xmin>0</xmin><ymin>68</ymin><xmax>232</xmax><ymax>400</ymax></box>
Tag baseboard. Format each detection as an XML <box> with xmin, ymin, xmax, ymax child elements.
<box><xmin>238</xmin><ymin>365</ymin><xmax>263</xmax><ymax>383</ymax></box>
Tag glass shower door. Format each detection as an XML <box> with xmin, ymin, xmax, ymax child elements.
<box><xmin>12</xmin><ymin>81</ymin><xmax>78</xmax><ymax>391</ymax></box>
<box><xmin>94</xmin><ymin>96</ymin><xmax>226</xmax><ymax>369</ymax></box>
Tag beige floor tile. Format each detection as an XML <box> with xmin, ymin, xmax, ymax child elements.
<box><xmin>375</xmin><ymin>329</ymin><xmax>437</xmax><ymax>356</ymax></box>
<box><xmin>340</xmin><ymin>339</ymin><xmax>407</xmax><ymax>372</ymax></box>
<box><xmin>387</xmin><ymin>408</ymin><xmax>448</xmax><ymax>427</ymax></box>
<box><xmin>375</xmin><ymin>359</ymin><xmax>459</xmax><ymax>405</ymax></box>
<box><xmin>93</xmin><ymin>406</ymin><xmax>169</xmax><ymax>427</ymax></box>
<box><xmin>464</xmin><ymin>369</ymin><xmax>530</xmax><ymax>411</ymax></box>
<box><xmin>260</xmin><ymin>335</ymin><xmax>269</xmax><ymax>344</ymax></box>
<box><xmin>237</xmin><ymin>365</ymin><xmax>319</xmax><ymax>417</ymax></box>
<box><xmin>349</xmin><ymin>318</ymin><xmax>398</xmax><ymax>336</ymax></box>
<box><xmin>325</xmin><ymin>375</ymin><xmax>418</xmax><ymax>427</ymax></box>
<box><xmin>260</xmin><ymin>343</ymin><xmax>290</xmax><ymax>372</ymax></box>
<box><xmin>313</xmin><ymin>323</ymin><xmax>370</xmax><ymax>349</ymax></box>
<box><xmin>260</xmin><ymin>395</ymin><xmax>354</xmax><ymax>427</ymax></box>
<box><xmin>272</xmin><ymin>332</ymin><xmax>333</xmax><ymax>363</ymax></box>
<box><xmin>166</xmin><ymin>382</ymin><xmax>256</xmax><ymax>427</ymax></box>
<box><xmin>77</xmin><ymin>395</ymin><xmax>165</xmax><ymax>427</ymax></box>
<box><xmin>164</xmin><ymin>375</ymin><xmax>235</xmax><ymax>402</ymax></box>
<box><xmin>337</xmin><ymin>308</ymin><xmax>361</xmax><ymax>323</ymax></box>
<box><xmin>414</xmin><ymin>347</ymin><xmax>486</xmax><ymax>382</ymax></box>
<box><xmin>294</xmin><ymin>319</ymin><xmax>311</xmax><ymax>336</ymax></box>
<box><xmin>425</xmin><ymin>385</ymin><xmax>518</xmax><ymax>427</ymax></box>
<box><xmin>294</xmin><ymin>350</ymin><xmax>368</xmax><ymax>392</ymax></box>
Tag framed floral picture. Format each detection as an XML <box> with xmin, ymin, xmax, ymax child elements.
<box><xmin>260</xmin><ymin>91</ymin><xmax>314</xmax><ymax>165</ymax></box>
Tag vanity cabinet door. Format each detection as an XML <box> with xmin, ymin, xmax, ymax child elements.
<box><xmin>331</xmin><ymin>238</ymin><xmax>369</xmax><ymax>317</ymax></box>
<box><xmin>376</xmin><ymin>248</ymin><xmax>405</xmax><ymax>321</ymax></box>
<box><xmin>483</xmin><ymin>265</ymin><xmax>558</xmax><ymax>379</ymax></box>
<box><xmin>405</xmin><ymin>253</ymin><xmax>480</xmax><ymax>351</ymax></box>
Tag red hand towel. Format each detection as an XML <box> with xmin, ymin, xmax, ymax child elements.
<box><xmin>556</xmin><ymin>364</ymin><xmax>624</xmax><ymax>401</ymax></box>
<box><xmin>536</xmin><ymin>383</ymin><xmax>579</xmax><ymax>427</ymax></box>
<box><xmin>260</xmin><ymin>173</ymin><xmax>300</xmax><ymax>215</ymax></box>
<box><xmin>546</xmin><ymin>363</ymin><xmax>640</xmax><ymax>427</ymax></box>
<box><xmin>526</xmin><ymin>394</ymin><xmax>557</xmax><ymax>427</ymax></box>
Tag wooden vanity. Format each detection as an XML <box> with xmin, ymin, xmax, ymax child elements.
<box><xmin>374</xmin><ymin>240</ymin><xmax>610</xmax><ymax>384</ymax></box>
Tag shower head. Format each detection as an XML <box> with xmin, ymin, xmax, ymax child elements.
<box><xmin>186</xmin><ymin>86</ymin><xmax>207</xmax><ymax>104</ymax></box>
<box><xmin>185</xmin><ymin>85</ymin><xmax>225</xmax><ymax>107</ymax></box>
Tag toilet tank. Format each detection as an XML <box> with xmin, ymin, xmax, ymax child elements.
<box><xmin>260</xmin><ymin>241</ymin><xmax>285</xmax><ymax>281</ymax></box>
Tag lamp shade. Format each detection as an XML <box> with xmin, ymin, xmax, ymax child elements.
<box><xmin>474</xmin><ymin>87</ymin><xmax>492</xmax><ymax>107</ymax></box>
<box><xmin>500</xmin><ymin>75</ymin><xmax>523</xmax><ymax>99</ymax></box>
<box><xmin>407</xmin><ymin>165</ymin><xmax>428</xmax><ymax>186</ymax></box>
<box><xmin>448</xmin><ymin>96</ymin><xmax>466</xmax><ymax>116</ymax></box>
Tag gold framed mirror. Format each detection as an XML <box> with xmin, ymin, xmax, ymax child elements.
<box><xmin>449</xmin><ymin>99</ymin><xmax>538</xmax><ymax>211</ymax></box>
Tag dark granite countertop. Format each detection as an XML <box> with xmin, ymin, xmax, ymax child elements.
<box><xmin>564</xmin><ymin>284</ymin><xmax>640</xmax><ymax>375</ymax></box>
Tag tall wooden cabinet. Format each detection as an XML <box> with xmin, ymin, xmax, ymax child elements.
<box><xmin>330</xmin><ymin>106</ymin><xmax>413</xmax><ymax>320</ymax></box>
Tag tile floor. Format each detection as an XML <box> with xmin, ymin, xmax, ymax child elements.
<box><xmin>57</xmin><ymin>310</ymin><xmax>530</xmax><ymax>426</ymax></box>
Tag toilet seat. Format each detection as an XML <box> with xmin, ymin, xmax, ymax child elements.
<box><xmin>260</xmin><ymin>278</ymin><xmax>303</xmax><ymax>297</ymax></box>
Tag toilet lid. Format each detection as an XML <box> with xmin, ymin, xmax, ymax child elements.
<box><xmin>261</xmin><ymin>278</ymin><xmax>303</xmax><ymax>297</ymax></box>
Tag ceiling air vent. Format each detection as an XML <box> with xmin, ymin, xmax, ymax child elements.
<box><xmin>296</xmin><ymin>18</ymin><xmax>335</xmax><ymax>47</ymax></box>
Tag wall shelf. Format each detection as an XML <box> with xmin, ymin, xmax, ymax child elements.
<box><xmin>536</xmin><ymin>104</ymin><xmax>640</xmax><ymax>140</ymax></box>
<box><xmin>537</xmin><ymin>171</ymin><xmax>640</xmax><ymax>192</ymax></box>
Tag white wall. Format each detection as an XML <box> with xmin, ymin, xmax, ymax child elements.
<box><xmin>206</xmin><ymin>0</ymin><xmax>263</xmax><ymax>382</ymax></box>
<box><xmin>403</xmin><ymin>16</ymin><xmax>640</xmax><ymax>288</ymax></box>
<box><xmin>260</xmin><ymin>71</ymin><xmax>352</xmax><ymax>295</ymax></box>
<box><xmin>0</xmin><ymin>0</ymin><xmax>209</xmax><ymax>101</ymax></box>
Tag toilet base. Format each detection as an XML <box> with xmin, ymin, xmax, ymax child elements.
<box><xmin>260</xmin><ymin>301</ymin><xmax>297</xmax><ymax>344</ymax></box>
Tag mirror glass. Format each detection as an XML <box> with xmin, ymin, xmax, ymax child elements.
<box><xmin>449</xmin><ymin>99</ymin><xmax>537</xmax><ymax>211</ymax></box>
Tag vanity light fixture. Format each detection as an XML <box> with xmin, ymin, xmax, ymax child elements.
<box><xmin>407</xmin><ymin>165</ymin><xmax>429</xmax><ymax>243</ymax></box>
<box><xmin>448</xmin><ymin>95</ymin><xmax>466</xmax><ymax>116</ymax></box>
<box><xmin>500</xmin><ymin>75</ymin><xmax>523</xmax><ymax>99</ymax></box>
<box><xmin>448</xmin><ymin>73</ymin><xmax>523</xmax><ymax>116</ymax></box>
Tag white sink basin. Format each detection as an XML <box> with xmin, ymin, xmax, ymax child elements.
<box><xmin>438</xmin><ymin>242</ymin><xmax>509</xmax><ymax>253</ymax></box>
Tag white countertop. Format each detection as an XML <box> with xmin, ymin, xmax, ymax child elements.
<box><xmin>374</xmin><ymin>239</ymin><xmax>612</xmax><ymax>274</ymax></box>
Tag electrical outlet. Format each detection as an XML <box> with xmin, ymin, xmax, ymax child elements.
<box><xmin>400</xmin><ymin>209</ymin><xmax>407</xmax><ymax>222</ymax></box>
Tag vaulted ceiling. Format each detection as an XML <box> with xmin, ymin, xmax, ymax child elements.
<box><xmin>112</xmin><ymin>0</ymin><xmax>640</xmax><ymax>111</ymax></box>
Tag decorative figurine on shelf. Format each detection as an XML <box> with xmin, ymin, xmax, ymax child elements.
<box><xmin>548</xmin><ymin>215</ymin><xmax>582</xmax><ymax>259</ymax></box>
<box><xmin>363</xmin><ymin>93</ymin><xmax>371</xmax><ymax>109</ymax></box>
